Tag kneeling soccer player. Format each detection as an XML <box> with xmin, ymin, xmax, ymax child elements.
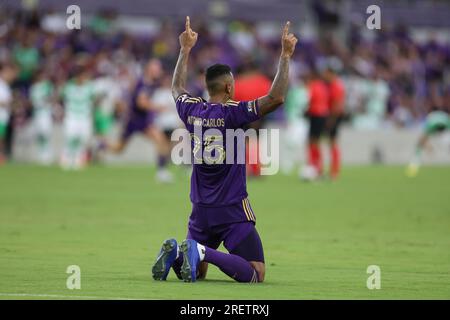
<box><xmin>151</xmin><ymin>17</ymin><xmax>297</xmax><ymax>283</ymax></box>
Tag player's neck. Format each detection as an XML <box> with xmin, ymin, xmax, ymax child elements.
<box><xmin>208</xmin><ymin>94</ymin><xmax>231</xmax><ymax>104</ymax></box>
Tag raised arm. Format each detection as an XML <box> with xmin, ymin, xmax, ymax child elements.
<box><xmin>172</xmin><ymin>16</ymin><xmax>198</xmax><ymax>101</ymax></box>
<box><xmin>257</xmin><ymin>21</ymin><xmax>298</xmax><ymax>116</ymax></box>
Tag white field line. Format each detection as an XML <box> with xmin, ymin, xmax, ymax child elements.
<box><xmin>0</xmin><ymin>292</ymin><xmax>150</xmax><ymax>300</ymax></box>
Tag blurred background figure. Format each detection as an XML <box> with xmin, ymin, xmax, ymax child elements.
<box><xmin>92</xmin><ymin>60</ymin><xmax>122</xmax><ymax>161</ymax></box>
<box><xmin>234</xmin><ymin>60</ymin><xmax>271</xmax><ymax>177</ymax></box>
<box><xmin>281</xmin><ymin>73</ymin><xmax>309</xmax><ymax>175</ymax></box>
<box><xmin>406</xmin><ymin>107</ymin><xmax>450</xmax><ymax>177</ymax></box>
<box><xmin>302</xmin><ymin>67</ymin><xmax>329</xmax><ymax>180</ymax></box>
<box><xmin>153</xmin><ymin>74</ymin><xmax>183</xmax><ymax>143</ymax></box>
<box><xmin>351</xmin><ymin>66</ymin><xmax>390</xmax><ymax>131</ymax></box>
<box><xmin>60</xmin><ymin>59</ymin><xmax>96</xmax><ymax>170</ymax></box>
<box><xmin>0</xmin><ymin>63</ymin><xmax>17</xmax><ymax>164</ymax></box>
<box><xmin>107</xmin><ymin>59</ymin><xmax>173</xmax><ymax>183</ymax></box>
<box><xmin>30</xmin><ymin>67</ymin><xmax>55</xmax><ymax>165</ymax></box>
<box><xmin>322</xmin><ymin>57</ymin><xmax>346</xmax><ymax>180</ymax></box>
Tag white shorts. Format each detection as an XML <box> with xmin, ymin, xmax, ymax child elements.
<box><xmin>155</xmin><ymin>113</ymin><xmax>182</xmax><ymax>132</ymax></box>
<box><xmin>34</xmin><ymin>112</ymin><xmax>53</xmax><ymax>136</ymax></box>
<box><xmin>64</xmin><ymin>117</ymin><xmax>92</xmax><ymax>142</ymax></box>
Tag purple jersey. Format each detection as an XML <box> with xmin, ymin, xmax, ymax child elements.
<box><xmin>122</xmin><ymin>78</ymin><xmax>158</xmax><ymax>139</ymax></box>
<box><xmin>176</xmin><ymin>93</ymin><xmax>260</xmax><ymax>208</ymax></box>
<box><xmin>129</xmin><ymin>78</ymin><xmax>158</xmax><ymax>121</ymax></box>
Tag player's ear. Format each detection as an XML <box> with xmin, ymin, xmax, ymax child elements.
<box><xmin>225</xmin><ymin>83</ymin><xmax>232</xmax><ymax>95</ymax></box>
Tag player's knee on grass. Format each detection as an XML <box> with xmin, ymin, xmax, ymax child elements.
<box><xmin>227</xmin><ymin>224</ymin><xmax>265</xmax><ymax>283</ymax></box>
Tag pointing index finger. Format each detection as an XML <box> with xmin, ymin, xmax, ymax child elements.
<box><xmin>186</xmin><ymin>16</ymin><xmax>191</xmax><ymax>31</ymax></box>
<box><xmin>283</xmin><ymin>21</ymin><xmax>290</xmax><ymax>37</ymax></box>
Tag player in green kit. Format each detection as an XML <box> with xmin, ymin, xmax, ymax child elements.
<box><xmin>282</xmin><ymin>75</ymin><xmax>309</xmax><ymax>174</ymax></box>
<box><xmin>92</xmin><ymin>73</ymin><xmax>122</xmax><ymax>160</ymax></box>
<box><xmin>60</xmin><ymin>63</ymin><xmax>98</xmax><ymax>170</ymax></box>
<box><xmin>406</xmin><ymin>109</ymin><xmax>450</xmax><ymax>177</ymax></box>
<box><xmin>30</xmin><ymin>68</ymin><xmax>55</xmax><ymax>165</ymax></box>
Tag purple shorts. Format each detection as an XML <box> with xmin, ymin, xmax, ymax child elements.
<box><xmin>187</xmin><ymin>201</ymin><xmax>264</xmax><ymax>262</ymax></box>
<box><xmin>122</xmin><ymin>113</ymin><xmax>155</xmax><ymax>140</ymax></box>
<box><xmin>189</xmin><ymin>199</ymin><xmax>257</xmax><ymax>227</ymax></box>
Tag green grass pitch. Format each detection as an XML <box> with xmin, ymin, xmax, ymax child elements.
<box><xmin>0</xmin><ymin>164</ymin><xmax>449</xmax><ymax>299</ymax></box>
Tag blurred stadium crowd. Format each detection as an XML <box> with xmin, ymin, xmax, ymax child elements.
<box><xmin>0</xmin><ymin>2</ymin><xmax>449</xmax><ymax>168</ymax></box>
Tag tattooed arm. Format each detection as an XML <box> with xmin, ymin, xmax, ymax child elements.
<box><xmin>172</xmin><ymin>16</ymin><xmax>198</xmax><ymax>101</ymax></box>
<box><xmin>257</xmin><ymin>21</ymin><xmax>298</xmax><ymax>116</ymax></box>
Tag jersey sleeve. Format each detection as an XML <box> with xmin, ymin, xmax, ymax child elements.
<box><xmin>226</xmin><ymin>100</ymin><xmax>260</xmax><ymax>128</ymax></box>
<box><xmin>175</xmin><ymin>93</ymin><xmax>202</xmax><ymax>124</ymax></box>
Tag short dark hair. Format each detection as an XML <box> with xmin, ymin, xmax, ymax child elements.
<box><xmin>205</xmin><ymin>64</ymin><xmax>232</xmax><ymax>94</ymax></box>
<box><xmin>206</xmin><ymin>64</ymin><xmax>232</xmax><ymax>82</ymax></box>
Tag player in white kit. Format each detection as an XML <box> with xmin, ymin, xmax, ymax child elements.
<box><xmin>0</xmin><ymin>63</ymin><xmax>17</xmax><ymax>164</ymax></box>
<box><xmin>153</xmin><ymin>74</ymin><xmax>183</xmax><ymax>139</ymax></box>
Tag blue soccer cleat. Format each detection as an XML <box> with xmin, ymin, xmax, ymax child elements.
<box><xmin>152</xmin><ymin>238</ymin><xmax>178</xmax><ymax>281</ymax></box>
<box><xmin>180</xmin><ymin>239</ymin><xmax>201</xmax><ymax>282</ymax></box>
